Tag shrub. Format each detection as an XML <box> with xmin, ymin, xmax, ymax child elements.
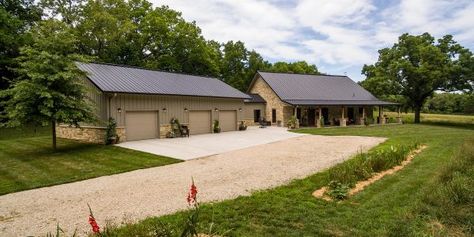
<box><xmin>105</xmin><ymin>117</ymin><xmax>118</xmax><ymax>145</ymax></box>
<box><xmin>326</xmin><ymin>181</ymin><xmax>350</xmax><ymax>200</ymax></box>
<box><xmin>213</xmin><ymin>120</ymin><xmax>220</xmax><ymax>133</ymax></box>
<box><xmin>287</xmin><ymin>115</ymin><xmax>298</xmax><ymax>129</ymax></box>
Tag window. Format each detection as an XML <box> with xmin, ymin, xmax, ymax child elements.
<box><xmin>253</xmin><ymin>109</ymin><xmax>261</xmax><ymax>122</ymax></box>
<box><xmin>272</xmin><ymin>109</ymin><xmax>277</xmax><ymax>123</ymax></box>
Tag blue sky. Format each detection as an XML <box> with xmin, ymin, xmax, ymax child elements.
<box><xmin>151</xmin><ymin>0</ymin><xmax>474</xmax><ymax>81</ymax></box>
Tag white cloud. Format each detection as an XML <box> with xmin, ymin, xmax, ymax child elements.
<box><xmin>149</xmin><ymin>0</ymin><xmax>474</xmax><ymax>81</ymax></box>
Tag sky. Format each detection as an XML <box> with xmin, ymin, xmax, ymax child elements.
<box><xmin>150</xmin><ymin>0</ymin><xmax>474</xmax><ymax>81</ymax></box>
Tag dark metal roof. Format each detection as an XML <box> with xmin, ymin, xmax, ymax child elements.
<box><xmin>284</xmin><ymin>99</ymin><xmax>398</xmax><ymax>106</ymax></box>
<box><xmin>244</xmin><ymin>93</ymin><xmax>266</xmax><ymax>103</ymax></box>
<box><xmin>76</xmin><ymin>62</ymin><xmax>250</xmax><ymax>99</ymax></box>
<box><xmin>256</xmin><ymin>71</ymin><xmax>396</xmax><ymax>106</ymax></box>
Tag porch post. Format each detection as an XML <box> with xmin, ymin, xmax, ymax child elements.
<box><xmin>340</xmin><ymin>106</ymin><xmax>346</xmax><ymax>127</ymax></box>
<box><xmin>397</xmin><ymin>105</ymin><xmax>402</xmax><ymax>124</ymax></box>
<box><xmin>379</xmin><ymin>106</ymin><xmax>385</xmax><ymax>124</ymax></box>
<box><xmin>360</xmin><ymin>106</ymin><xmax>366</xmax><ymax>125</ymax></box>
<box><xmin>317</xmin><ymin>106</ymin><xmax>322</xmax><ymax>128</ymax></box>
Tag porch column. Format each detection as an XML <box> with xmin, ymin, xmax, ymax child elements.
<box><xmin>397</xmin><ymin>106</ymin><xmax>402</xmax><ymax>124</ymax></box>
<box><xmin>340</xmin><ymin>106</ymin><xmax>347</xmax><ymax>127</ymax></box>
<box><xmin>359</xmin><ymin>106</ymin><xmax>366</xmax><ymax>125</ymax></box>
<box><xmin>317</xmin><ymin>106</ymin><xmax>322</xmax><ymax>128</ymax></box>
<box><xmin>379</xmin><ymin>106</ymin><xmax>385</xmax><ymax>124</ymax></box>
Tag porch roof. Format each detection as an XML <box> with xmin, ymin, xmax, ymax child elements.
<box><xmin>284</xmin><ymin>99</ymin><xmax>398</xmax><ymax>106</ymax></box>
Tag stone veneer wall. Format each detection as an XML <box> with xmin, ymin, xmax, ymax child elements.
<box><xmin>57</xmin><ymin>125</ymin><xmax>126</xmax><ymax>144</ymax></box>
<box><xmin>159</xmin><ymin>124</ymin><xmax>172</xmax><ymax>138</ymax></box>
<box><xmin>249</xmin><ymin>76</ymin><xmax>292</xmax><ymax>125</ymax></box>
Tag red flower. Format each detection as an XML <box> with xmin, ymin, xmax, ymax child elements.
<box><xmin>187</xmin><ymin>178</ymin><xmax>198</xmax><ymax>205</ymax></box>
<box><xmin>88</xmin><ymin>215</ymin><xmax>100</xmax><ymax>233</ymax></box>
<box><xmin>87</xmin><ymin>204</ymin><xmax>101</xmax><ymax>234</ymax></box>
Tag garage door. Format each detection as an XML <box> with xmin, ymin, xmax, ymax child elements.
<box><xmin>126</xmin><ymin>111</ymin><xmax>158</xmax><ymax>141</ymax></box>
<box><xmin>189</xmin><ymin>111</ymin><xmax>211</xmax><ymax>135</ymax></box>
<box><xmin>220</xmin><ymin>110</ymin><xmax>237</xmax><ymax>132</ymax></box>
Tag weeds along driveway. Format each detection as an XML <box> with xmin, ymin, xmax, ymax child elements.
<box><xmin>116</xmin><ymin>126</ymin><xmax>306</xmax><ymax>160</ymax></box>
<box><xmin>0</xmin><ymin>135</ymin><xmax>385</xmax><ymax>236</ymax></box>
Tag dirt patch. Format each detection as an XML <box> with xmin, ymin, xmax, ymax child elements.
<box><xmin>313</xmin><ymin>145</ymin><xmax>427</xmax><ymax>200</ymax></box>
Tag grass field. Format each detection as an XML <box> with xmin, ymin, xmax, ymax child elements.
<box><xmin>0</xmin><ymin>127</ymin><xmax>180</xmax><ymax>195</ymax></box>
<box><xmin>385</xmin><ymin>111</ymin><xmax>474</xmax><ymax>124</ymax></box>
<box><xmin>106</xmin><ymin>123</ymin><xmax>473</xmax><ymax>236</ymax></box>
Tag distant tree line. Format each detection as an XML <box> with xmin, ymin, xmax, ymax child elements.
<box><xmin>423</xmin><ymin>93</ymin><xmax>474</xmax><ymax>114</ymax></box>
<box><xmin>0</xmin><ymin>0</ymin><xmax>319</xmax><ymax>93</ymax></box>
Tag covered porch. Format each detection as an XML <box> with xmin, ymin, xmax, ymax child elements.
<box><xmin>289</xmin><ymin>102</ymin><xmax>401</xmax><ymax>128</ymax></box>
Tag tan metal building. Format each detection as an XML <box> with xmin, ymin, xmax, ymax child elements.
<box><xmin>57</xmin><ymin>62</ymin><xmax>250</xmax><ymax>143</ymax></box>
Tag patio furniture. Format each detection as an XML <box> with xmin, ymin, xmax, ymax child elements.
<box><xmin>180</xmin><ymin>125</ymin><xmax>190</xmax><ymax>137</ymax></box>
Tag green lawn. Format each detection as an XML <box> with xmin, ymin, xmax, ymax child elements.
<box><xmin>384</xmin><ymin>111</ymin><xmax>474</xmax><ymax>125</ymax></box>
<box><xmin>0</xmin><ymin>127</ymin><xmax>180</xmax><ymax>195</ymax></box>
<box><xmin>107</xmin><ymin>123</ymin><xmax>473</xmax><ymax>236</ymax></box>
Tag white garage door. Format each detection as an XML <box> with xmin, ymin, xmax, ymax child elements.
<box><xmin>189</xmin><ymin>111</ymin><xmax>211</xmax><ymax>135</ymax></box>
<box><xmin>126</xmin><ymin>111</ymin><xmax>158</xmax><ymax>141</ymax></box>
<box><xmin>220</xmin><ymin>110</ymin><xmax>237</xmax><ymax>132</ymax></box>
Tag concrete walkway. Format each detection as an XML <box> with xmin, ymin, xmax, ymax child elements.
<box><xmin>116</xmin><ymin>126</ymin><xmax>305</xmax><ymax>160</ymax></box>
<box><xmin>0</xmin><ymin>135</ymin><xmax>385</xmax><ymax>236</ymax></box>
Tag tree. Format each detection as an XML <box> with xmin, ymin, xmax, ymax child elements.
<box><xmin>0</xmin><ymin>0</ymin><xmax>42</xmax><ymax>90</ymax></box>
<box><xmin>0</xmin><ymin>20</ymin><xmax>95</xmax><ymax>149</ymax></box>
<box><xmin>267</xmin><ymin>61</ymin><xmax>318</xmax><ymax>74</ymax></box>
<box><xmin>361</xmin><ymin>33</ymin><xmax>474</xmax><ymax>123</ymax></box>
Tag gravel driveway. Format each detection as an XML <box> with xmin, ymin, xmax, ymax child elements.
<box><xmin>0</xmin><ymin>135</ymin><xmax>385</xmax><ymax>236</ymax></box>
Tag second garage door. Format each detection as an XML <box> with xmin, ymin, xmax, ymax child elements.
<box><xmin>126</xmin><ymin>111</ymin><xmax>159</xmax><ymax>141</ymax></box>
<box><xmin>220</xmin><ymin>110</ymin><xmax>237</xmax><ymax>132</ymax></box>
<box><xmin>189</xmin><ymin>111</ymin><xmax>211</xmax><ymax>135</ymax></box>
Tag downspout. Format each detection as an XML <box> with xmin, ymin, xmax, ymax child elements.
<box><xmin>107</xmin><ymin>93</ymin><xmax>117</xmax><ymax>119</ymax></box>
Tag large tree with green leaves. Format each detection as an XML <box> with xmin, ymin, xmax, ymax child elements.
<box><xmin>0</xmin><ymin>20</ymin><xmax>96</xmax><ymax>149</ymax></box>
<box><xmin>361</xmin><ymin>33</ymin><xmax>474</xmax><ymax>123</ymax></box>
<box><xmin>0</xmin><ymin>0</ymin><xmax>41</xmax><ymax>90</ymax></box>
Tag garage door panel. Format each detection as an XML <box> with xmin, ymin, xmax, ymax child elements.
<box><xmin>220</xmin><ymin>110</ymin><xmax>237</xmax><ymax>132</ymax></box>
<box><xmin>189</xmin><ymin>111</ymin><xmax>211</xmax><ymax>135</ymax></box>
<box><xmin>126</xmin><ymin>111</ymin><xmax>158</xmax><ymax>141</ymax></box>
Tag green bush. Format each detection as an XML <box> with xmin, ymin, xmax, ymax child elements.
<box><xmin>326</xmin><ymin>181</ymin><xmax>350</xmax><ymax>200</ymax></box>
<box><xmin>105</xmin><ymin>118</ymin><xmax>118</xmax><ymax>145</ymax></box>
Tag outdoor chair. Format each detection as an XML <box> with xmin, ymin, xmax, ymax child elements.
<box><xmin>180</xmin><ymin>125</ymin><xmax>190</xmax><ymax>137</ymax></box>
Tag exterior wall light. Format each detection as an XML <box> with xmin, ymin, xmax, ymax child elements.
<box><xmin>162</xmin><ymin>108</ymin><xmax>167</xmax><ymax>112</ymax></box>
<box><xmin>238</xmin><ymin>108</ymin><xmax>242</xmax><ymax>112</ymax></box>
<box><xmin>214</xmin><ymin>108</ymin><xmax>219</xmax><ymax>112</ymax></box>
<box><xmin>117</xmin><ymin>108</ymin><xmax>122</xmax><ymax>113</ymax></box>
<box><xmin>184</xmin><ymin>108</ymin><xmax>188</xmax><ymax>112</ymax></box>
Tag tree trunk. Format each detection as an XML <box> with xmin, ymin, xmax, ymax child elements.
<box><xmin>414</xmin><ymin>105</ymin><xmax>421</xmax><ymax>124</ymax></box>
<box><xmin>52</xmin><ymin>120</ymin><xmax>57</xmax><ymax>150</ymax></box>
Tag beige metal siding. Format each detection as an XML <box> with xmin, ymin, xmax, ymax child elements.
<box><xmin>125</xmin><ymin>111</ymin><xmax>158</xmax><ymax>141</ymax></box>
<box><xmin>189</xmin><ymin>111</ymin><xmax>211</xmax><ymax>135</ymax></box>
<box><xmin>219</xmin><ymin>110</ymin><xmax>237</xmax><ymax>132</ymax></box>
<box><xmin>110</xmin><ymin>94</ymin><xmax>245</xmax><ymax>128</ymax></box>
<box><xmin>83</xmin><ymin>78</ymin><xmax>108</xmax><ymax>124</ymax></box>
<box><xmin>243</xmin><ymin>103</ymin><xmax>266</xmax><ymax>121</ymax></box>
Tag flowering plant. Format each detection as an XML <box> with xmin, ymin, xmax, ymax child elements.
<box><xmin>87</xmin><ymin>204</ymin><xmax>101</xmax><ymax>236</ymax></box>
<box><xmin>182</xmin><ymin>178</ymin><xmax>200</xmax><ymax>237</ymax></box>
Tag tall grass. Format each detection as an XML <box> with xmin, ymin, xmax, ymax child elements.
<box><xmin>327</xmin><ymin>143</ymin><xmax>419</xmax><ymax>188</ymax></box>
<box><xmin>389</xmin><ymin>139</ymin><xmax>474</xmax><ymax>236</ymax></box>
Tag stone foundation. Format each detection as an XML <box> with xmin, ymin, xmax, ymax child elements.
<box><xmin>57</xmin><ymin>125</ymin><xmax>126</xmax><ymax>144</ymax></box>
<box><xmin>160</xmin><ymin>124</ymin><xmax>172</xmax><ymax>138</ymax></box>
<box><xmin>56</xmin><ymin>125</ymin><xmax>106</xmax><ymax>144</ymax></box>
